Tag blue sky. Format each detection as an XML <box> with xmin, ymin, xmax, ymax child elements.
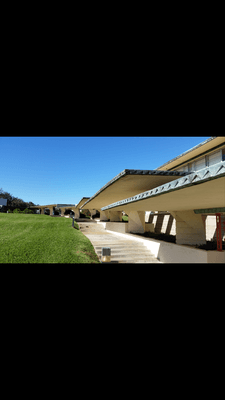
<box><xmin>0</xmin><ymin>136</ymin><xmax>210</xmax><ymax>206</ymax></box>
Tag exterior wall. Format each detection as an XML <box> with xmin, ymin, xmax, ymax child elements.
<box><xmin>145</xmin><ymin>223</ymin><xmax>154</xmax><ymax>232</ymax></box>
<box><xmin>166</xmin><ymin>142</ymin><xmax>225</xmax><ymax>173</ymax></box>
<box><xmin>148</xmin><ymin>212</ymin><xmax>176</xmax><ymax>236</ymax></box>
<box><xmin>171</xmin><ymin>211</ymin><xmax>206</xmax><ymax>245</ymax></box>
<box><xmin>109</xmin><ymin>211</ymin><xmax>122</xmax><ymax>222</ymax></box>
<box><xmin>206</xmin><ymin>215</ymin><xmax>225</xmax><ymax>241</ymax></box>
<box><xmin>100</xmin><ymin>210</ymin><xmax>110</xmax><ymax>221</ymax></box>
<box><xmin>207</xmin><ymin>251</ymin><xmax>225</xmax><ymax>263</ymax></box>
<box><xmin>105</xmin><ymin>222</ymin><xmax>128</xmax><ymax>234</ymax></box>
<box><xmin>127</xmin><ymin>211</ymin><xmax>145</xmax><ymax>233</ymax></box>
<box><xmin>206</xmin><ymin>216</ymin><xmax>216</xmax><ymax>241</ymax></box>
<box><xmin>148</xmin><ymin>212</ymin><xmax>225</xmax><ymax>242</ymax></box>
<box><xmin>104</xmin><ymin>222</ymin><xmax>154</xmax><ymax>234</ymax></box>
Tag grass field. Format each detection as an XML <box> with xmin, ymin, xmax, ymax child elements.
<box><xmin>0</xmin><ymin>214</ymin><xmax>100</xmax><ymax>263</ymax></box>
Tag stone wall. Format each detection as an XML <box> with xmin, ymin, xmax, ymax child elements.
<box><xmin>147</xmin><ymin>212</ymin><xmax>224</xmax><ymax>241</ymax></box>
<box><xmin>148</xmin><ymin>212</ymin><xmax>176</xmax><ymax>236</ymax></box>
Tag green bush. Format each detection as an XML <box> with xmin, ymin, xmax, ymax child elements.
<box><xmin>22</xmin><ymin>208</ymin><xmax>33</xmax><ymax>214</ymax></box>
<box><xmin>195</xmin><ymin>240</ymin><xmax>225</xmax><ymax>251</ymax></box>
<box><xmin>8</xmin><ymin>209</ymin><xmax>13</xmax><ymax>213</ymax></box>
<box><xmin>13</xmin><ymin>208</ymin><xmax>22</xmax><ymax>213</ymax></box>
<box><xmin>133</xmin><ymin>231</ymin><xmax>176</xmax><ymax>243</ymax></box>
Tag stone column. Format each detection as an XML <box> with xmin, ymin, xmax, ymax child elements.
<box><xmin>109</xmin><ymin>211</ymin><xmax>122</xmax><ymax>221</ymax></box>
<box><xmin>127</xmin><ymin>211</ymin><xmax>145</xmax><ymax>234</ymax></box>
<box><xmin>49</xmin><ymin>207</ymin><xmax>54</xmax><ymax>215</ymax></box>
<box><xmin>74</xmin><ymin>208</ymin><xmax>80</xmax><ymax>219</ymax></box>
<box><xmin>170</xmin><ymin>210</ymin><xmax>206</xmax><ymax>245</ymax></box>
<box><xmin>89</xmin><ymin>209</ymin><xmax>96</xmax><ymax>219</ymax></box>
<box><xmin>145</xmin><ymin>211</ymin><xmax>151</xmax><ymax>223</ymax></box>
<box><xmin>100</xmin><ymin>210</ymin><xmax>110</xmax><ymax>221</ymax></box>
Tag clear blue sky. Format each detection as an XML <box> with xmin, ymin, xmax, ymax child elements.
<box><xmin>0</xmin><ymin>136</ymin><xmax>210</xmax><ymax>206</ymax></box>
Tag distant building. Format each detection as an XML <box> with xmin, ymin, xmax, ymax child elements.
<box><xmin>0</xmin><ymin>198</ymin><xmax>7</xmax><ymax>206</ymax></box>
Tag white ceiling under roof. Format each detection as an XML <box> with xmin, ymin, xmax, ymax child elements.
<box><xmin>101</xmin><ymin>176</ymin><xmax>225</xmax><ymax>213</ymax></box>
<box><xmin>81</xmin><ymin>169</ymin><xmax>190</xmax><ymax>210</ymax></box>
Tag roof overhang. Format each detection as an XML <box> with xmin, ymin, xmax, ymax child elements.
<box><xmin>81</xmin><ymin>169</ymin><xmax>191</xmax><ymax>210</ymax></box>
<box><xmin>76</xmin><ymin>197</ymin><xmax>90</xmax><ymax>209</ymax></box>
<box><xmin>157</xmin><ymin>137</ymin><xmax>225</xmax><ymax>171</ymax></box>
<box><xmin>101</xmin><ymin>162</ymin><xmax>225</xmax><ymax>213</ymax></box>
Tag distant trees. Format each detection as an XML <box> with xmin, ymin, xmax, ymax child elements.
<box><xmin>0</xmin><ymin>188</ymin><xmax>35</xmax><ymax>211</ymax></box>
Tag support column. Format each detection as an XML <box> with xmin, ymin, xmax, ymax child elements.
<box><xmin>145</xmin><ymin>211</ymin><xmax>151</xmax><ymax>223</ymax></box>
<box><xmin>49</xmin><ymin>207</ymin><xmax>54</xmax><ymax>215</ymax></box>
<box><xmin>100</xmin><ymin>210</ymin><xmax>110</xmax><ymax>221</ymax></box>
<box><xmin>170</xmin><ymin>210</ymin><xmax>206</xmax><ymax>245</ymax></box>
<box><xmin>109</xmin><ymin>211</ymin><xmax>122</xmax><ymax>221</ymax></box>
<box><xmin>73</xmin><ymin>208</ymin><xmax>80</xmax><ymax>219</ymax></box>
<box><xmin>127</xmin><ymin>211</ymin><xmax>145</xmax><ymax>233</ymax></box>
<box><xmin>89</xmin><ymin>209</ymin><xmax>96</xmax><ymax>219</ymax></box>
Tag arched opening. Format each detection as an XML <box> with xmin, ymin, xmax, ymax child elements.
<box><xmin>64</xmin><ymin>209</ymin><xmax>74</xmax><ymax>216</ymax></box>
<box><xmin>54</xmin><ymin>207</ymin><xmax>61</xmax><ymax>215</ymax></box>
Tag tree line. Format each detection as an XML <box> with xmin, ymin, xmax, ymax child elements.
<box><xmin>0</xmin><ymin>188</ymin><xmax>35</xmax><ymax>210</ymax></box>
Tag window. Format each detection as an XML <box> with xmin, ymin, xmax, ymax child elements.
<box><xmin>195</xmin><ymin>156</ymin><xmax>206</xmax><ymax>171</ymax></box>
<box><xmin>188</xmin><ymin>162</ymin><xmax>194</xmax><ymax>172</ymax></box>
<box><xmin>208</xmin><ymin>150</ymin><xmax>221</xmax><ymax>166</ymax></box>
<box><xmin>222</xmin><ymin>148</ymin><xmax>225</xmax><ymax>161</ymax></box>
<box><xmin>176</xmin><ymin>167</ymin><xmax>184</xmax><ymax>172</ymax></box>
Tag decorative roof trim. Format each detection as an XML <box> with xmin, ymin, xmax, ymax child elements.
<box><xmin>101</xmin><ymin>161</ymin><xmax>225</xmax><ymax>211</ymax></box>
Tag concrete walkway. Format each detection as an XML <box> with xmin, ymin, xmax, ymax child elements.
<box><xmin>78</xmin><ymin>221</ymin><xmax>161</xmax><ymax>263</ymax></box>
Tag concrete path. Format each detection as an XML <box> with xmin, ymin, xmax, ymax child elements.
<box><xmin>78</xmin><ymin>221</ymin><xmax>161</xmax><ymax>263</ymax></box>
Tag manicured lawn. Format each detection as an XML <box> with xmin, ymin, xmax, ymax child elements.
<box><xmin>0</xmin><ymin>214</ymin><xmax>100</xmax><ymax>263</ymax></box>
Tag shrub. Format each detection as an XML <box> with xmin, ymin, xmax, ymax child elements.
<box><xmin>133</xmin><ymin>231</ymin><xmax>176</xmax><ymax>243</ymax></box>
<box><xmin>7</xmin><ymin>209</ymin><xmax>13</xmax><ymax>213</ymax></box>
<box><xmin>22</xmin><ymin>208</ymin><xmax>33</xmax><ymax>214</ymax></box>
<box><xmin>195</xmin><ymin>240</ymin><xmax>225</xmax><ymax>251</ymax></box>
<box><xmin>13</xmin><ymin>208</ymin><xmax>22</xmax><ymax>213</ymax></box>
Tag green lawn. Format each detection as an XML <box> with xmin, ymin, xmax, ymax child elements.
<box><xmin>0</xmin><ymin>214</ymin><xmax>100</xmax><ymax>263</ymax></box>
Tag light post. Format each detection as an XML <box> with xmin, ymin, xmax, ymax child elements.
<box><xmin>101</xmin><ymin>247</ymin><xmax>111</xmax><ymax>263</ymax></box>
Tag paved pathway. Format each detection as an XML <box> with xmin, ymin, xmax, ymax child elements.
<box><xmin>78</xmin><ymin>221</ymin><xmax>161</xmax><ymax>263</ymax></box>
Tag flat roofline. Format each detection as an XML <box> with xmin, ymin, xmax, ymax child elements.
<box><xmin>156</xmin><ymin>137</ymin><xmax>217</xmax><ymax>170</ymax></box>
<box><xmin>81</xmin><ymin>169</ymin><xmax>190</xmax><ymax>209</ymax></box>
